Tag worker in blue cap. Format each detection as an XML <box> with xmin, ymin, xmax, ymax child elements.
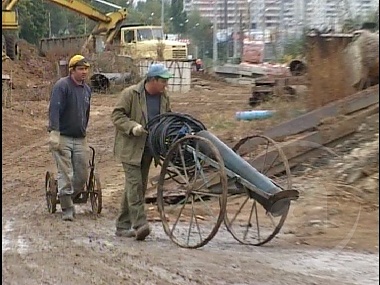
<box><xmin>111</xmin><ymin>63</ymin><xmax>173</xmax><ymax>241</ymax></box>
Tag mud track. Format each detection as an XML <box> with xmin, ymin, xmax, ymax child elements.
<box><xmin>2</xmin><ymin>90</ymin><xmax>378</xmax><ymax>285</ymax></box>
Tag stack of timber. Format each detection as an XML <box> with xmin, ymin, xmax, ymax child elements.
<box><xmin>240</xmin><ymin>84</ymin><xmax>379</xmax><ymax>176</ymax></box>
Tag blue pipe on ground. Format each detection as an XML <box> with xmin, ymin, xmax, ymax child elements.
<box><xmin>235</xmin><ymin>110</ymin><xmax>275</xmax><ymax>121</ymax></box>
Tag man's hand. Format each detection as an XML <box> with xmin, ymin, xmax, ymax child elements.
<box><xmin>132</xmin><ymin>124</ymin><xmax>147</xmax><ymax>137</ymax></box>
<box><xmin>49</xmin><ymin>130</ymin><xmax>60</xmax><ymax>151</ymax></box>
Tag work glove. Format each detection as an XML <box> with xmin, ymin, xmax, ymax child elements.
<box><xmin>49</xmin><ymin>130</ymin><xmax>60</xmax><ymax>151</ymax></box>
<box><xmin>132</xmin><ymin>124</ymin><xmax>146</xmax><ymax>137</ymax></box>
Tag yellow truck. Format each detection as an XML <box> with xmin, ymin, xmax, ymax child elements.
<box><xmin>39</xmin><ymin>24</ymin><xmax>189</xmax><ymax>61</ymax></box>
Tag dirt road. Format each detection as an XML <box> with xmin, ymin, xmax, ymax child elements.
<box><xmin>2</xmin><ymin>82</ymin><xmax>379</xmax><ymax>285</ymax></box>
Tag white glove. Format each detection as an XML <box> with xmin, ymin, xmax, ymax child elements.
<box><xmin>49</xmin><ymin>130</ymin><xmax>60</xmax><ymax>151</ymax></box>
<box><xmin>132</xmin><ymin>124</ymin><xmax>146</xmax><ymax>136</ymax></box>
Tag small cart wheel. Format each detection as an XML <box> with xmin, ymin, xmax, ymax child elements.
<box><xmin>157</xmin><ymin>135</ymin><xmax>228</xmax><ymax>249</ymax></box>
<box><xmin>225</xmin><ymin>135</ymin><xmax>292</xmax><ymax>246</ymax></box>
<box><xmin>45</xmin><ymin>171</ymin><xmax>58</xmax><ymax>214</ymax></box>
<box><xmin>89</xmin><ymin>173</ymin><xmax>102</xmax><ymax>216</ymax></box>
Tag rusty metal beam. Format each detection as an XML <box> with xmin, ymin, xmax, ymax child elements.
<box><xmin>239</xmin><ymin>85</ymin><xmax>379</xmax><ymax>155</ymax></box>
<box><xmin>249</xmin><ymin>104</ymin><xmax>379</xmax><ymax>177</ymax></box>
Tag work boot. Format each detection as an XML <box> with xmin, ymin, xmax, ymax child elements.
<box><xmin>115</xmin><ymin>228</ymin><xmax>136</xmax><ymax>238</ymax></box>
<box><xmin>135</xmin><ymin>224</ymin><xmax>151</xmax><ymax>241</ymax></box>
<box><xmin>62</xmin><ymin>207</ymin><xmax>75</xmax><ymax>221</ymax></box>
<box><xmin>60</xmin><ymin>195</ymin><xmax>75</xmax><ymax>222</ymax></box>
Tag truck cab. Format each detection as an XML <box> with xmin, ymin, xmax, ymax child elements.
<box><xmin>117</xmin><ymin>25</ymin><xmax>188</xmax><ymax>60</ymax></box>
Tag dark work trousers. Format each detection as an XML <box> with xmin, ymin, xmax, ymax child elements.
<box><xmin>116</xmin><ymin>148</ymin><xmax>153</xmax><ymax>230</ymax></box>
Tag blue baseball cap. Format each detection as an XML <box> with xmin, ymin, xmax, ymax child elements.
<box><xmin>146</xmin><ymin>64</ymin><xmax>173</xmax><ymax>79</ymax></box>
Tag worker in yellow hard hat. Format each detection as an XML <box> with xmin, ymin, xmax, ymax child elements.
<box><xmin>48</xmin><ymin>54</ymin><xmax>92</xmax><ymax>221</ymax></box>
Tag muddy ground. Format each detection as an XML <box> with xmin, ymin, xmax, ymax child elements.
<box><xmin>2</xmin><ymin>54</ymin><xmax>379</xmax><ymax>284</ymax></box>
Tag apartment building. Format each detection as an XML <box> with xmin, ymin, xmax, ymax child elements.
<box><xmin>183</xmin><ymin>0</ymin><xmax>251</xmax><ymax>29</ymax></box>
<box><xmin>183</xmin><ymin>0</ymin><xmax>378</xmax><ymax>34</ymax></box>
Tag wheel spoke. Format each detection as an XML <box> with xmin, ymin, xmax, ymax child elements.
<box><xmin>263</xmin><ymin>152</ymin><xmax>279</xmax><ymax>176</ymax></box>
<box><xmin>225</xmin><ymin>135</ymin><xmax>291</xmax><ymax>246</ymax></box>
<box><xmin>227</xmin><ymin>196</ymin><xmax>249</xmax><ymax>227</ymax></box>
<box><xmin>168</xmin><ymin>162</ymin><xmax>190</xmax><ymax>186</ymax></box>
<box><xmin>170</xmin><ymin>194</ymin><xmax>191</xmax><ymax>237</ymax></box>
<box><xmin>254</xmin><ymin>201</ymin><xmax>261</xmax><ymax>242</ymax></box>
<box><xmin>243</xmin><ymin>199</ymin><xmax>255</xmax><ymax>241</ymax></box>
<box><xmin>192</xmin><ymin>191</ymin><xmax>217</xmax><ymax>220</ymax></box>
<box><xmin>186</xmin><ymin>195</ymin><xmax>195</xmax><ymax>245</ymax></box>
<box><xmin>178</xmin><ymin>145</ymin><xmax>189</xmax><ymax>182</ymax></box>
<box><xmin>193</xmin><ymin>172</ymin><xmax>220</xmax><ymax>192</ymax></box>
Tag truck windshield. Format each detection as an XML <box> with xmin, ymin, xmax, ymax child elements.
<box><xmin>136</xmin><ymin>28</ymin><xmax>164</xmax><ymax>41</ymax></box>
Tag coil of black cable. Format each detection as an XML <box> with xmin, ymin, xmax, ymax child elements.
<box><xmin>146</xmin><ymin>112</ymin><xmax>206</xmax><ymax>166</ymax></box>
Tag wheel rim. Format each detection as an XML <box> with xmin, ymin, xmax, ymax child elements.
<box><xmin>45</xmin><ymin>172</ymin><xmax>52</xmax><ymax>213</ymax></box>
<box><xmin>225</xmin><ymin>135</ymin><xmax>292</xmax><ymax>246</ymax></box>
<box><xmin>45</xmin><ymin>172</ymin><xmax>57</xmax><ymax>214</ymax></box>
<box><xmin>90</xmin><ymin>174</ymin><xmax>102</xmax><ymax>215</ymax></box>
<box><xmin>157</xmin><ymin>135</ymin><xmax>228</xmax><ymax>249</ymax></box>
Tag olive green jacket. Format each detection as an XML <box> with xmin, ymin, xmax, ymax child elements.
<box><xmin>111</xmin><ymin>80</ymin><xmax>171</xmax><ymax>165</ymax></box>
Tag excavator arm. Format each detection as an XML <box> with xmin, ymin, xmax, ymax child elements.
<box><xmin>2</xmin><ymin>0</ymin><xmax>19</xmax><ymax>10</ymax></box>
<box><xmin>45</xmin><ymin>0</ymin><xmax>127</xmax><ymax>44</ymax></box>
<box><xmin>3</xmin><ymin>0</ymin><xmax>127</xmax><ymax>43</ymax></box>
<box><xmin>2</xmin><ymin>0</ymin><xmax>19</xmax><ymax>59</ymax></box>
<box><xmin>2</xmin><ymin>0</ymin><xmax>19</xmax><ymax>30</ymax></box>
<box><xmin>3</xmin><ymin>0</ymin><xmax>128</xmax><ymax>58</ymax></box>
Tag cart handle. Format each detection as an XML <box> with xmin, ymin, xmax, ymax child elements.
<box><xmin>89</xmin><ymin>146</ymin><xmax>96</xmax><ymax>167</ymax></box>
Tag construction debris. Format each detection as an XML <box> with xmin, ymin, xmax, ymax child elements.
<box><xmin>241</xmin><ymin>85</ymin><xmax>379</xmax><ymax>176</ymax></box>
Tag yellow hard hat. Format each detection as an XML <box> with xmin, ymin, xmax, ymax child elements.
<box><xmin>68</xmin><ymin>54</ymin><xmax>90</xmax><ymax>69</ymax></box>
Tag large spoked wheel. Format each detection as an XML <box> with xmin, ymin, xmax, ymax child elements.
<box><xmin>224</xmin><ymin>135</ymin><xmax>292</xmax><ymax>246</ymax></box>
<box><xmin>157</xmin><ymin>135</ymin><xmax>228</xmax><ymax>249</ymax></box>
<box><xmin>89</xmin><ymin>173</ymin><xmax>102</xmax><ymax>216</ymax></box>
<box><xmin>45</xmin><ymin>171</ymin><xmax>58</xmax><ymax>214</ymax></box>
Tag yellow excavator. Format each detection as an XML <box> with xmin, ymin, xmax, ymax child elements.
<box><xmin>2</xmin><ymin>0</ymin><xmax>19</xmax><ymax>60</ymax></box>
<box><xmin>2</xmin><ymin>0</ymin><xmax>188</xmax><ymax>61</ymax></box>
<box><xmin>2</xmin><ymin>0</ymin><xmax>128</xmax><ymax>59</ymax></box>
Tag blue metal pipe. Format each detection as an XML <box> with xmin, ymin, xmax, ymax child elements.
<box><xmin>197</xmin><ymin>130</ymin><xmax>280</xmax><ymax>195</ymax></box>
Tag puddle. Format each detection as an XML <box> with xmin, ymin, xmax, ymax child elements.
<box><xmin>269</xmin><ymin>248</ymin><xmax>379</xmax><ymax>285</ymax></box>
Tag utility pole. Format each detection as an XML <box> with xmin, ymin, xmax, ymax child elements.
<box><xmin>224</xmin><ymin>0</ymin><xmax>228</xmax><ymax>59</ymax></box>
<box><xmin>262</xmin><ymin>2</ymin><xmax>266</xmax><ymax>62</ymax></box>
<box><xmin>233</xmin><ymin>0</ymin><xmax>238</xmax><ymax>58</ymax></box>
<box><xmin>302</xmin><ymin>0</ymin><xmax>307</xmax><ymax>36</ymax></box>
<box><xmin>213</xmin><ymin>0</ymin><xmax>218</xmax><ymax>67</ymax></box>
<box><xmin>248</xmin><ymin>0</ymin><xmax>251</xmax><ymax>40</ymax></box>
<box><xmin>239</xmin><ymin>10</ymin><xmax>244</xmax><ymax>61</ymax></box>
<box><xmin>161</xmin><ymin>0</ymin><xmax>165</xmax><ymax>30</ymax></box>
<box><xmin>48</xmin><ymin>12</ymin><xmax>52</xmax><ymax>38</ymax></box>
<box><xmin>279</xmin><ymin>0</ymin><xmax>285</xmax><ymax>57</ymax></box>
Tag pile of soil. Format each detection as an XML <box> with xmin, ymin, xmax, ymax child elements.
<box><xmin>2</xmin><ymin>40</ymin><xmax>56</xmax><ymax>90</ymax></box>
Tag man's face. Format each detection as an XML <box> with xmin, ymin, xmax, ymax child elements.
<box><xmin>72</xmin><ymin>65</ymin><xmax>89</xmax><ymax>82</ymax></box>
<box><xmin>154</xmin><ymin>78</ymin><xmax>168</xmax><ymax>93</ymax></box>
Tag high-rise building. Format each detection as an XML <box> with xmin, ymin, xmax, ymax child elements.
<box><xmin>183</xmin><ymin>0</ymin><xmax>378</xmax><ymax>35</ymax></box>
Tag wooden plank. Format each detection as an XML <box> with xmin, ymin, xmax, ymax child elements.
<box><xmin>252</xmin><ymin>86</ymin><xmax>273</xmax><ymax>93</ymax></box>
<box><xmin>2</xmin><ymin>74</ymin><xmax>10</xmax><ymax>80</ymax></box>
<box><xmin>239</xmin><ymin>85</ymin><xmax>379</xmax><ymax>155</ymax></box>
<box><xmin>252</xmin><ymin>104</ymin><xmax>379</xmax><ymax>177</ymax></box>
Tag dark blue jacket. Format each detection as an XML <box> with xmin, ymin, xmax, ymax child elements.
<box><xmin>48</xmin><ymin>76</ymin><xmax>91</xmax><ymax>138</ymax></box>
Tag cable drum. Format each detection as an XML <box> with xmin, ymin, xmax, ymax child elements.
<box><xmin>146</xmin><ymin>113</ymin><xmax>207</xmax><ymax>168</ymax></box>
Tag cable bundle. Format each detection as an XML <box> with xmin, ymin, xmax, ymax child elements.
<box><xmin>146</xmin><ymin>112</ymin><xmax>206</xmax><ymax>166</ymax></box>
